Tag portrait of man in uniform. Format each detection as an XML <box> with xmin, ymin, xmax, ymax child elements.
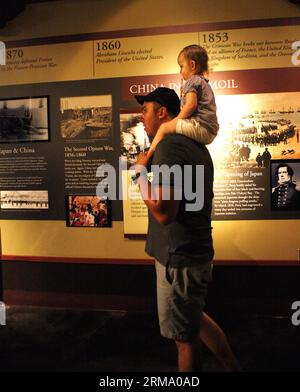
<box><xmin>271</xmin><ymin>161</ymin><xmax>300</xmax><ymax>210</ymax></box>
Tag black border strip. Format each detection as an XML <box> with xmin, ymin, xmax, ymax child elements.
<box><xmin>3</xmin><ymin>17</ymin><xmax>300</xmax><ymax>48</ymax></box>
<box><xmin>1</xmin><ymin>255</ymin><xmax>299</xmax><ymax>266</ymax></box>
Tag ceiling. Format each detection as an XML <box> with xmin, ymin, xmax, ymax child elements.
<box><xmin>0</xmin><ymin>1</ymin><xmax>60</xmax><ymax>29</ymax></box>
<box><xmin>1</xmin><ymin>0</ymin><xmax>300</xmax><ymax>30</ymax></box>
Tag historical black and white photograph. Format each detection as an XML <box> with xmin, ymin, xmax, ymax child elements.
<box><xmin>0</xmin><ymin>97</ymin><xmax>49</xmax><ymax>143</ymax></box>
<box><xmin>270</xmin><ymin>159</ymin><xmax>300</xmax><ymax>210</ymax></box>
<box><xmin>0</xmin><ymin>190</ymin><xmax>49</xmax><ymax>209</ymax></box>
<box><xmin>209</xmin><ymin>92</ymin><xmax>300</xmax><ymax>170</ymax></box>
<box><xmin>66</xmin><ymin>195</ymin><xmax>111</xmax><ymax>227</ymax></box>
<box><xmin>120</xmin><ymin>110</ymin><xmax>150</xmax><ymax>165</ymax></box>
<box><xmin>60</xmin><ymin>95</ymin><xmax>112</xmax><ymax>139</ymax></box>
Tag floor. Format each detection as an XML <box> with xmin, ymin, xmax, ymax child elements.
<box><xmin>1</xmin><ymin>305</ymin><xmax>300</xmax><ymax>372</ymax></box>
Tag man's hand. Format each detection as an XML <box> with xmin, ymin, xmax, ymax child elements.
<box><xmin>135</xmin><ymin>151</ymin><xmax>150</xmax><ymax>170</ymax></box>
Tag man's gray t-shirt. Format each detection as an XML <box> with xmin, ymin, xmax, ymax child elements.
<box><xmin>145</xmin><ymin>134</ymin><xmax>214</xmax><ymax>267</ymax></box>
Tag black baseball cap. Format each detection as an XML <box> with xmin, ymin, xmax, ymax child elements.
<box><xmin>135</xmin><ymin>87</ymin><xmax>180</xmax><ymax>116</ymax></box>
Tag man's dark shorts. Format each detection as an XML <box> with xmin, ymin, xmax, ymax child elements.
<box><xmin>155</xmin><ymin>260</ymin><xmax>212</xmax><ymax>342</ymax></box>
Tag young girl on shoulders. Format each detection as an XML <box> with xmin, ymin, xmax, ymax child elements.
<box><xmin>148</xmin><ymin>44</ymin><xmax>219</xmax><ymax>154</ymax></box>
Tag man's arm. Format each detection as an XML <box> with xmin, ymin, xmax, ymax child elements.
<box><xmin>134</xmin><ymin>151</ymin><xmax>180</xmax><ymax>225</ymax></box>
<box><xmin>137</xmin><ymin>175</ymin><xmax>180</xmax><ymax>225</ymax></box>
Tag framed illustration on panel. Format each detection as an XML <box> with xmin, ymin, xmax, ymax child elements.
<box><xmin>120</xmin><ymin>109</ymin><xmax>150</xmax><ymax>166</ymax></box>
<box><xmin>270</xmin><ymin>159</ymin><xmax>300</xmax><ymax>210</ymax></box>
<box><xmin>0</xmin><ymin>190</ymin><xmax>49</xmax><ymax>209</ymax></box>
<box><xmin>60</xmin><ymin>95</ymin><xmax>112</xmax><ymax>140</ymax></box>
<box><xmin>0</xmin><ymin>96</ymin><xmax>49</xmax><ymax>143</ymax></box>
<box><xmin>66</xmin><ymin>195</ymin><xmax>111</xmax><ymax>227</ymax></box>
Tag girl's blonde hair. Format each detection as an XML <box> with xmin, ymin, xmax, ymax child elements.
<box><xmin>178</xmin><ymin>44</ymin><xmax>209</xmax><ymax>74</ymax></box>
